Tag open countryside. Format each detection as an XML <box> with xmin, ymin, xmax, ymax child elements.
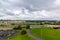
<box><xmin>0</xmin><ymin>20</ymin><xmax>60</xmax><ymax>40</ymax></box>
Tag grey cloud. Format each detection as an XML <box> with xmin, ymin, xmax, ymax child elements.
<box><xmin>9</xmin><ymin>0</ymin><xmax>55</xmax><ymax>11</ymax></box>
<box><xmin>21</xmin><ymin>0</ymin><xmax>55</xmax><ymax>11</ymax></box>
<box><xmin>0</xmin><ymin>0</ymin><xmax>55</xmax><ymax>11</ymax></box>
<box><xmin>0</xmin><ymin>0</ymin><xmax>60</xmax><ymax>20</ymax></box>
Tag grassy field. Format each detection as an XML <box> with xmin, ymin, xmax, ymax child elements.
<box><xmin>31</xmin><ymin>27</ymin><xmax>60</xmax><ymax>40</ymax></box>
<box><xmin>9</xmin><ymin>31</ymin><xmax>35</xmax><ymax>40</ymax></box>
<box><xmin>10</xmin><ymin>34</ymin><xmax>35</xmax><ymax>40</ymax></box>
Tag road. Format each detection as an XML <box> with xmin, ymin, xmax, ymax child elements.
<box><xmin>27</xmin><ymin>29</ymin><xmax>43</xmax><ymax>40</ymax></box>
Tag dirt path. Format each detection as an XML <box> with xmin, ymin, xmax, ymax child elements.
<box><xmin>27</xmin><ymin>29</ymin><xmax>43</xmax><ymax>40</ymax></box>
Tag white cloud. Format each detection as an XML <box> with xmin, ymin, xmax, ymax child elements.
<box><xmin>0</xmin><ymin>8</ymin><xmax>60</xmax><ymax>20</ymax></box>
<box><xmin>0</xmin><ymin>0</ymin><xmax>60</xmax><ymax>20</ymax></box>
<box><xmin>54</xmin><ymin>0</ymin><xmax>60</xmax><ymax>6</ymax></box>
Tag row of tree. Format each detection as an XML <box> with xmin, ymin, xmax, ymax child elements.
<box><xmin>24</xmin><ymin>22</ymin><xmax>60</xmax><ymax>25</ymax></box>
<box><xmin>13</xmin><ymin>25</ymin><xmax>30</xmax><ymax>30</ymax></box>
<box><xmin>13</xmin><ymin>25</ymin><xmax>30</xmax><ymax>35</ymax></box>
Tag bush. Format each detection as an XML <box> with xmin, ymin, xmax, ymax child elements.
<box><xmin>21</xmin><ymin>30</ymin><xmax>27</xmax><ymax>35</ymax></box>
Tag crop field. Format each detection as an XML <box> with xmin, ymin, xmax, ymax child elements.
<box><xmin>31</xmin><ymin>27</ymin><xmax>60</xmax><ymax>40</ymax></box>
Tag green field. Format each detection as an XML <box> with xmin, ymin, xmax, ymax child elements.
<box><xmin>10</xmin><ymin>34</ymin><xmax>35</xmax><ymax>40</ymax></box>
<box><xmin>9</xmin><ymin>31</ymin><xmax>35</xmax><ymax>40</ymax></box>
<box><xmin>31</xmin><ymin>27</ymin><xmax>60</xmax><ymax>40</ymax></box>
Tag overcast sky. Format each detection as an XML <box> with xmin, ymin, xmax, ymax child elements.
<box><xmin>0</xmin><ymin>0</ymin><xmax>60</xmax><ymax>20</ymax></box>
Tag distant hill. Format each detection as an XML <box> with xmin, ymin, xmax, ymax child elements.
<box><xmin>25</xmin><ymin>20</ymin><xmax>57</xmax><ymax>22</ymax></box>
<box><xmin>0</xmin><ymin>20</ymin><xmax>58</xmax><ymax>22</ymax></box>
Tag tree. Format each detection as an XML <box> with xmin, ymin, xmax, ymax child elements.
<box><xmin>26</xmin><ymin>25</ymin><xmax>30</xmax><ymax>29</ymax></box>
<box><xmin>11</xmin><ymin>23</ymin><xmax>15</xmax><ymax>25</ymax></box>
<box><xmin>13</xmin><ymin>25</ymin><xmax>22</xmax><ymax>30</ymax></box>
<box><xmin>21</xmin><ymin>30</ymin><xmax>27</xmax><ymax>35</ymax></box>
